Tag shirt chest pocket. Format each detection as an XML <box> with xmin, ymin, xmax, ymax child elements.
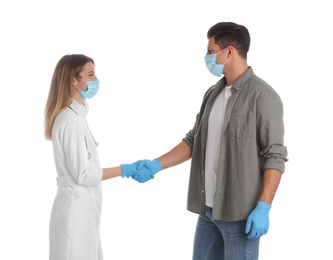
<box><xmin>226</xmin><ymin>110</ymin><xmax>254</xmax><ymax>139</ymax></box>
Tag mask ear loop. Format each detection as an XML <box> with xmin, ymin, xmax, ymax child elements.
<box><xmin>223</xmin><ymin>57</ymin><xmax>230</xmax><ymax>66</ymax></box>
<box><xmin>222</xmin><ymin>47</ymin><xmax>231</xmax><ymax>65</ymax></box>
<box><xmin>74</xmin><ymin>77</ymin><xmax>88</xmax><ymax>92</ymax></box>
<box><xmin>73</xmin><ymin>85</ymin><xmax>81</xmax><ymax>92</ymax></box>
<box><xmin>76</xmin><ymin>77</ymin><xmax>86</xmax><ymax>83</ymax></box>
<box><xmin>216</xmin><ymin>48</ymin><xmax>230</xmax><ymax>66</ymax></box>
<box><xmin>216</xmin><ymin>48</ymin><xmax>227</xmax><ymax>56</ymax></box>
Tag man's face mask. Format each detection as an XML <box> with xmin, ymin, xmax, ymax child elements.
<box><xmin>204</xmin><ymin>48</ymin><xmax>229</xmax><ymax>77</ymax></box>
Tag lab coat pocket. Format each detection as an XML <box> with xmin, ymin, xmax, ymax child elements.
<box><xmin>227</xmin><ymin>110</ymin><xmax>254</xmax><ymax>139</ymax></box>
<box><xmin>73</xmin><ymin>185</ymin><xmax>94</xmax><ymax>200</ymax></box>
<box><xmin>84</xmin><ymin>136</ymin><xmax>91</xmax><ymax>160</ymax></box>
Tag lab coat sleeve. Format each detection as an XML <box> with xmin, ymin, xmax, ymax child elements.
<box><xmin>60</xmin><ymin>116</ymin><xmax>103</xmax><ymax>186</ymax></box>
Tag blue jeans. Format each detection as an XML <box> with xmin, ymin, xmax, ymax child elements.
<box><xmin>193</xmin><ymin>207</ymin><xmax>259</xmax><ymax>260</ymax></box>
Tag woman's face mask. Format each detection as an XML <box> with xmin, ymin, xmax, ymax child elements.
<box><xmin>76</xmin><ymin>79</ymin><xmax>99</xmax><ymax>100</ymax></box>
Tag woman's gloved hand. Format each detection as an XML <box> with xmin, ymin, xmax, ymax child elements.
<box><xmin>120</xmin><ymin>160</ymin><xmax>144</xmax><ymax>178</ymax></box>
<box><xmin>131</xmin><ymin>159</ymin><xmax>162</xmax><ymax>183</ymax></box>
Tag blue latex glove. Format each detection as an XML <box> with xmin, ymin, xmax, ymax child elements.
<box><xmin>143</xmin><ymin>159</ymin><xmax>162</xmax><ymax>175</ymax></box>
<box><xmin>245</xmin><ymin>200</ymin><xmax>271</xmax><ymax>239</ymax></box>
<box><xmin>132</xmin><ymin>160</ymin><xmax>155</xmax><ymax>183</ymax></box>
<box><xmin>132</xmin><ymin>159</ymin><xmax>162</xmax><ymax>183</ymax></box>
<box><xmin>120</xmin><ymin>160</ymin><xmax>143</xmax><ymax>178</ymax></box>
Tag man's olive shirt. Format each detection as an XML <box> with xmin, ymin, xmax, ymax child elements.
<box><xmin>184</xmin><ymin>67</ymin><xmax>288</xmax><ymax>221</ymax></box>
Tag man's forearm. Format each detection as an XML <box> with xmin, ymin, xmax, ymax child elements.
<box><xmin>259</xmin><ymin>168</ymin><xmax>282</xmax><ymax>205</ymax></box>
<box><xmin>157</xmin><ymin>140</ymin><xmax>192</xmax><ymax>170</ymax></box>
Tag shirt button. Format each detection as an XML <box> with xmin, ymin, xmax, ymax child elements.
<box><xmin>202</xmin><ymin>190</ymin><xmax>204</xmax><ymax>193</ymax></box>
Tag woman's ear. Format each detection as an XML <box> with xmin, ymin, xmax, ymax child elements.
<box><xmin>72</xmin><ymin>77</ymin><xmax>79</xmax><ymax>88</ymax></box>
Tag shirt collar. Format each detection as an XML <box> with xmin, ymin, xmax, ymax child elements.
<box><xmin>230</xmin><ymin>66</ymin><xmax>254</xmax><ymax>93</ymax></box>
<box><xmin>68</xmin><ymin>99</ymin><xmax>88</xmax><ymax>116</ymax></box>
<box><xmin>215</xmin><ymin>66</ymin><xmax>254</xmax><ymax>94</ymax></box>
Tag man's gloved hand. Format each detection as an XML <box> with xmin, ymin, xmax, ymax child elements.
<box><xmin>132</xmin><ymin>160</ymin><xmax>155</xmax><ymax>183</ymax></box>
<box><xmin>120</xmin><ymin>160</ymin><xmax>145</xmax><ymax>178</ymax></box>
<box><xmin>245</xmin><ymin>200</ymin><xmax>271</xmax><ymax>239</ymax></box>
<box><xmin>131</xmin><ymin>159</ymin><xmax>162</xmax><ymax>183</ymax></box>
<box><xmin>143</xmin><ymin>159</ymin><xmax>162</xmax><ymax>175</ymax></box>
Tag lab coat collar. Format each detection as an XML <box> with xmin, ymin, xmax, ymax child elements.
<box><xmin>69</xmin><ymin>99</ymin><xmax>88</xmax><ymax>116</ymax></box>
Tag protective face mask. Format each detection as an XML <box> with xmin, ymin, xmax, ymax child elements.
<box><xmin>205</xmin><ymin>49</ymin><xmax>228</xmax><ymax>77</ymax></box>
<box><xmin>77</xmin><ymin>79</ymin><xmax>99</xmax><ymax>100</ymax></box>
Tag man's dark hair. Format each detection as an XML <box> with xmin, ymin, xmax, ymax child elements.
<box><xmin>207</xmin><ymin>22</ymin><xmax>250</xmax><ymax>59</ymax></box>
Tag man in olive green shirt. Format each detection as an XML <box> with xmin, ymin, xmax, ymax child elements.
<box><xmin>124</xmin><ymin>22</ymin><xmax>288</xmax><ymax>260</ymax></box>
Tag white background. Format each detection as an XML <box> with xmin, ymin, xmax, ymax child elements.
<box><xmin>1</xmin><ymin>0</ymin><xmax>332</xmax><ymax>259</ymax></box>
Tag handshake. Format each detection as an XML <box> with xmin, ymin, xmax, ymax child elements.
<box><xmin>120</xmin><ymin>159</ymin><xmax>162</xmax><ymax>183</ymax></box>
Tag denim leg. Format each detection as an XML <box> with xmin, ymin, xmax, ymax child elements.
<box><xmin>192</xmin><ymin>207</ymin><xmax>260</xmax><ymax>260</ymax></box>
<box><xmin>214</xmin><ymin>219</ymin><xmax>259</xmax><ymax>260</ymax></box>
<box><xmin>193</xmin><ymin>208</ymin><xmax>224</xmax><ymax>260</ymax></box>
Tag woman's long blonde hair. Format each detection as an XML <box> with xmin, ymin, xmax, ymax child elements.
<box><xmin>44</xmin><ymin>54</ymin><xmax>94</xmax><ymax>140</ymax></box>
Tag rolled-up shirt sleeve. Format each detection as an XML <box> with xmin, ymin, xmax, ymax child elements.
<box><xmin>257</xmin><ymin>88</ymin><xmax>288</xmax><ymax>173</ymax></box>
<box><xmin>183</xmin><ymin>123</ymin><xmax>196</xmax><ymax>148</ymax></box>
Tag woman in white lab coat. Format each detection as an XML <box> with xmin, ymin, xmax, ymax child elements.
<box><xmin>44</xmin><ymin>54</ymin><xmax>148</xmax><ymax>260</ymax></box>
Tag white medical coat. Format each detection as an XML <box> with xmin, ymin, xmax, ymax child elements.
<box><xmin>49</xmin><ymin>100</ymin><xmax>103</xmax><ymax>260</ymax></box>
